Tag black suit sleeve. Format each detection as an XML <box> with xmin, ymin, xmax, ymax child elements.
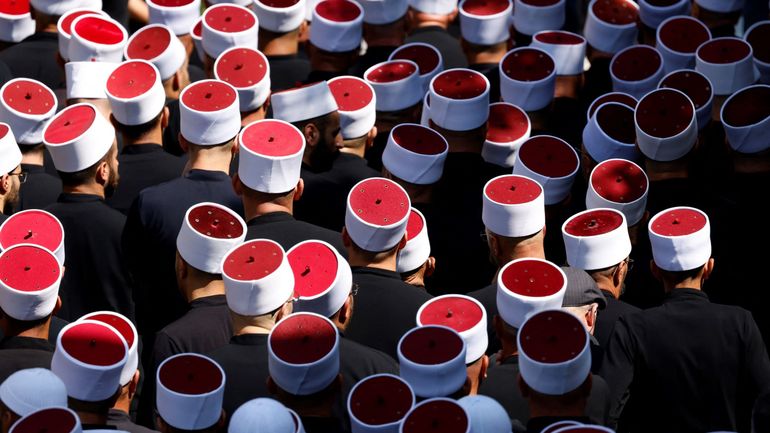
<box><xmin>599</xmin><ymin>317</ymin><xmax>637</xmax><ymax>429</ymax></box>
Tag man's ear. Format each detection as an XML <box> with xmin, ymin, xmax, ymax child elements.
<box><xmin>96</xmin><ymin>160</ymin><xmax>110</xmax><ymax>185</ymax></box>
<box><xmin>294</xmin><ymin>178</ymin><xmax>304</xmax><ymax>202</ymax></box>
<box><xmin>517</xmin><ymin>374</ymin><xmax>530</xmax><ymax>398</ymax></box>
<box><xmin>161</xmin><ymin>106</ymin><xmax>170</xmax><ymax>130</ymax></box>
<box><xmin>172</xmin><ymin>70</ymin><xmax>182</xmax><ymax>92</ymax></box>
<box><xmin>0</xmin><ymin>174</ymin><xmax>10</xmax><ymax>194</ymax></box>
<box><xmin>276</xmin><ymin>301</ymin><xmax>293</xmax><ymax>322</ymax></box>
<box><xmin>232</xmin><ymin>173</ymin><xmax>244</xmax><ymax>197</ymax></box>
<box><xmin>175</xmin><ymin>252</ymin><xmax>188</xmax><ymax>282</ymax></box>
<box><xmin>448</xmin><ymin>8</ymin><xmax>459</xmax><ymax>21</ymax></box>
<box><xmin>53</xmin><ymin>296</ymin><xmax>63</xmax><ymax>316</ymax></box>
<box><xmin>366</xmin><ymin>126</ymin><xmax>377</xmax><ymax>148</ymax></box>
<box><xmin>129</xmin><ymin>370</ymin><xmax>140</xmax><ymax>398</ymax></box>
<box><xmin>338</xmin><ymin>294</ymin><xmax>353</xmax><ymax>325</ymax></box>
<box><xmin>425</xmin><ymin>256</ymin><xmax>436</xmax><ymax>277</ymax></box>
<box><xmin>702</xmin><ymin>258</ymin><xmax>715</xmax><ymax>282</ymax></box>
<box><xmin>178</xmin><ymin>134</ymin><xmax>189</xmax><ymax>153</ymax></box>
<box><xmin>397</xmin><ymin>233</ymin><xmax>408</xmax><ymax>251</ymax></box>
<box><xmin>612</xmin><ymin>263</ymin><xmax>623</xmax><ymax>288</ymax></box>
<box><xmin>304</xmin><ymin>123</ymin><xmax>320</xmax><ymax>147</ymax></box>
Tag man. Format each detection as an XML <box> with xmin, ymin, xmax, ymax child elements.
<box><xmin>468</xmin><ymin>174</ymin><xmax>546</xmax><ymax>354</ymax></box>
<box><xmin>0</xmin><ymin>79</ymin><xmax>61</xmax><ymax>212</ymax></box>
<box><xmin>0</xmin><ymin>369</ymin><xmax>67</xmax><ymax>433</ymax></box>
<box><xmin>350</xmin><ymin>0</ymin><xmax>409</xmax><ymax>75</ymax></box>
<box><xmin>43</xmin><ymin>103</ymin><xmax>133</xmax><ymax>321</ymax></box>
<box><xmin>208</xmin><ymin>239</ymin><xmax>295</xmax><ymax>417</ymax></box>
<box><xmin>405</xmin><ymin>0</ymin><xmax>467</xmax><ymax>69</ymax></box>
<box><xmin>517</xmin><ymin>310</ymin><xmax>598</xmax><ymax>433</ymax></box>
<box><xmin>270</xmin><ymin>82</ymin><xmax>345</xmax><ymax>230</ymax></box>
<box><xmin>477</xmin><ymin>258</ymin><xmax>610</xmax><ymax>428</ymax></box>
<box><xmin>341</xmin><ymin>177</ymin><xmax>432</xmax><ymax>358</ymax></box>
<box><xmin>77</xmin><ymin>312</ymin><xmax>155</xmax><ymax>433</ymax></box>
<box><xmin>123</xmin><ymin>79</ymin><xmax>243</xmax><ymax>364</ymax></box>
<box><xmin>50</xmin><ymin>320</ymin><xmax>129</xmax><ymax>431</ymax></box>
<box><xmin>199</xmin><ymin>4</ymin><xmax>259</xmax><ymax>77</ymax></box>
<box><xmin>424</xmin><ymin>68</ymin><xmax>498</xmax><ymax>293</ymax></box>
<box><xmin>267</xmin><ymin>313</ymin><xmax>346</xmax><ymax>432</ymax></box>
<box><xmin>105</xmin><ymin>60</ymin><xmax>186</xmax><ymax>215</ymax></box>
<box><xmin>560</xmin><ymin>267</ymin><xmax>607</xmax><ymax>338</ymax></box>
<box><xmin>252</xmin><ymin>0</ymin><xmax>311</xmax><ymax>91</ymax></box>
<box><xmin>0</xmin><ymin>125</ymin><xmax>23</xmax><ymax>222</ymax></box>
<box><xmin>305</xmin><ymin>0</ymin><xmax>363</xmax><ymax>82</ymax></box>
<box><xmin>213</xmin><ymin>47</ymin><xmax>272</xmax><ymax>126</ymax></box>
<box><xmin>155</xmin><ymin>353</ymin><xmax>226</xmax><ymax>433</ymax></box>
<box><xmin>458</xmin><ymin>0</ymin><xmax>512</xmax><ymax>102</ymax></box>
<box><xmin>397</xmin><ymin>208</ymin><xmax>436</xmax><ymax>288</ymax></box>
<box><xmin>601</xmin><ymin>206</ymin><xmax>770</xmax><ymax>432</ymax></box>
<box><xmin>228</xmin><ymin>399</ymin><xmax>300</xmax><ymax>433</ymax></box>
<box><xmin>234</xmin><ymin>119</ymin><xmax>345</xmax><ymax>254</ymax></box>
<box><xmin>0</xmin><ymin>245</ymin><xmax>62</xmax><ymax>382</ymax></box>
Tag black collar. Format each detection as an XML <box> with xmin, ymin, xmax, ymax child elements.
<box><xmin>20</xmin><ymin>164</ymin><xmax>45</xmax><ymax>173</ymax></box>
<box><xmin>410</xmin><ymin>26</ymin><xmax>446</xmax><ymax>35</ymax></box>
<box><xmin>185</xmin><ymin>169</ymin><xmax>232</xmax><ymax>182</ymax></box>
<box><xmin>351</xmin><ymin>267</ymin><xmax>401</xmax><ymax>281</ymax></box>
<box><xmin>57</xmin><ymin>193</ymin><xmax>103</xmax><ymax>203</ymax></box>
<box><xmin>0</xmin><ymin>336</ymin><xmax>54</xmax><ymax>351</ymax></box>
<box><xmin>190</xmin><ymin>295</ymin><xmax>228</xmax><ymax>308</ymax></box>
<box><xmin>247</xmin><ymin>211</ymin><xmax>294</xmax><ymax>226</ymax></box>
<box><xmin>121</xmin><ymin>144</ymin><xmax>164</xmax><ymax>155</ymax></box>
<box><xmin>665</xmin><ymin>288</ymin><xmax>709</xmax><ymax>302</ymax></box>
<box><xmin>231</xmin><ymin>333</ymin><xmax>268</xmax><ymax>346</ymax></box>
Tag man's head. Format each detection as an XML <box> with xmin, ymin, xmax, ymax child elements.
<box><xmin>560</xmin><ymin>267</ymin><xmax>606</xmax><ymax>335</ymax></box>
<box><xmin>721</xmin><ymin>84</ymin><xmax>770</xmax><ymax>160</ymax></box>
<box><xmin>156</xmin><ymin>354</ymin><xmax>226</xmax><ymax>433</ymax></box>
<box><xmin>500</xmin><ymin>47</ymin><xmax>557</xmax><ymax>114</ymax></box>
<box><xmin>213</xmin><ymin>47</ymin><xmax>272</xmax><ymax>125</ymax></box>
<box><xmin>123</xmin><ymin>24</ymin><xmax>191</xmax><ymax>100</ymax></box>
<box><xmin>512</xmin><ymin>136</ymin><xmax>579</xmax><ymax>207</ymax></box>
<box><xmin>0</xmin><ymin>125</ymin><xmax>22</xmax><ymax>211</ymax></box>
<box><xmin>517</xmin><ymin>310</ymin><xmax>593</xmax><ymax>416</ymax></box>
<box><xmin>398</xmin><ymin>325</ymin><xmax>469</xmax><ymax>399</ymax></box>
<box><xmin>406</xmin><ymin>0</ymin><xmax>458</xmax><ymax>31</ymax></box>
<box><xmin>457</xmin><ymin>0</ymin><xmax>511</xmax><ymax>62</ymax></box>
<box><xmin>585</xmin><ymin>158</ymin><xmax>649</xmax><ymax>235</ymax></box>
<box><xmin>0</xmin><ymin>369</ymin><xmax>67</xmax><ymax>432</ymax></box>
<box><xmin>364</xmin><ymin>60</ymin><xmax>425</xmax><ymax>134</ymax></box>
<box><xmin>347</xmin><ymin>374</ymin><xmax>415</xmax><ymax>431</ymax></box>
<box><xmin>482</xmin><ymin>175</ymin><xmax>547</xmax><ymax>266</ymax></box>
<box><xmin>382</xmin><ymin>123</ymin><xmax>448</xmax><ymax>192</ymax></box>
<box><xmin>327</xmin><ymin>76</ymin><xmax>377</xmax><ymax>157</ymax></box>
<box><xmin>178</xmin><ymin>79</ymin><xmax>241</xmax><ymax>165</ymax></box>
<box><xmin>270</xmin><ymin>82</ymin><xmax>342</xmax><ymax>171</ymax></box>
<box><xmin>200</xmin><ymin>4</ymin><xmax>260</xmax><ymax>78</ymax></box>
<box><xmin>396</xmin><ymin>208</ymin><xmax>435</xmax><ymax>287</ymax></box>
<box><xmin>307</xmin><ymin>0</ymin><xmax>363</xmax><ymax>71</ymax></box>
<box><xmin>4</xmin><ymin>407</ymin><xmax>81</xmax><ymax>433</ymax></box>
<box><xmin>106</xmin><ymin>60</ymin><xmax>168</xmax><ymax>146</ymax></box>
<box><xmin>636</xmin><ymin>88</ymin><xmax>698</xmax><ymax>164</ymax></box>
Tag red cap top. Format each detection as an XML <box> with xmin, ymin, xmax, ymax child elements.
<box><xmin>44</xmin><ymin>104</ymin><xmax>95</xmax><ymax>144</ymax></box>
<box><xmin>188</xmin><ymin>204</ymin><xmax>244</xmax><ymax>239</ymax></box>
<box><xmin>192</xmin><ymin>19</ymin><xmax>202</xmax><ymax>37</ymax></box>
<box><xmin>60</xmin><ymin>10</ymin><xmax>97</xmax><ymax>36</ymax></box>
<box><xmin>650</xmin><ymin>208</ymin><xmax>707</xmax><ymax>236</ymax></box>
<box><xmin>746</xmin><ymin>22</ymin><xmax>770</xmax><ymax>63</ymax></box>
<box><xmin>500</xmin><ymin>259</ymin><xmax>564</xmax><ymax>297</ymax></box>
<box><xmin>391</xmin><ymin>45</ymin><xmax>441</xmax><ymax>75</ymax></box>
<box><xmin>591</xmin><ymin>159</ymin><xmax>648</xmax><ymax>203</ymax></box>
<box><xmin>659</xmin><ymin>70</ymin><xmax>711</xmax><ymax>109</ymax></box>
<box><xmin>0</xmin><ymin>124</ymin><xmax>7</xmax><ymax>138</ymax></box>
<box><xmin>697</xmin><ymin>38</ymin><xmax>751</xmax><ymax>64</ymax></box>
<box><xmin>181</xmin><ymin>81</ymin><xmax>237</xmax><ymax>112</ymax></box>
<box><xmin>10</xmin><ymin>408</ymin><xmax>78</xmax><ymax>433</ymax></box>
<box><xmin>520</xmin><ymin>0</ymin><xmax>560</xmax><ymax>5</ymax></box>
<box><xmin>405</xmin><ymin>209</ymin><xmax>425</xmax><ymax>242</ymax></box>
<box><xmin>432</xmin><ymin>70</ymin><xmax>488</xmax><ymax>99</ymax></box>
<box><xmin>107</xmin><ymin>61</ymin><xmax>157</xmax><ymax>99</ymax></box>
<box><xmin>0</xmin><ymin>0</ymin><xmax>29</xmax><ymax>15</ymax></box>
<box><xmin>257</xmin><ymin>0</ymin><xmax>301</xmax><ymax>7</ymax></box>
<box><xmin>159</xmin><ymin>354</ymin><xmax>223</xmax><ymax>394</ymax></box>
<box><xmin>564</xmin><ymin>209</ymin><xmax>624</xmax><ymax>236</ymax></box>
<box><xmin>2</xmin><ymin>79</ymin><xmax>55</xmax><ymax>116</ymax></box>
<box><xmin>84</xmin><ymin>313</ymin><xmax>135</xmax><ymax>348</ymax></box>
<box><xmin>289</xmin><ymin>241</ymin><xmax>339</xmax><ymax>298</ymax></box>
<box><xmin>0</xmin><ymin>245</ymin><xmax>59</xmax><ymax>292</ymax></box>
<box><xmin>216</xmin><ymin>48</ymin><xmax>268</xmax><ymax>89</ymax></box>
<box><xmin>349</xmin><ymin>375</ymin><xmax>413</xmax><ymax>426</ymax></box>
<box><xmin>0</xmin><ymin>210</ymin><xmax>63</xmax><ymax>253</ymax></box>
<box><xmin>126</xmin><ymin>26</ymin><xmax>171</xmax><ymax>60</ymax></box>
<box><xmin>366</xmin><ymin>61</ymin><xmax>418</xmax><ymax>84</ymax></box>
<box><xmin>595</xmin><ymin>103</ymin><xmax>636</xmax><ymax>144</ymax></box>
<box><xmin>502</xmin><ymin>48</ymin><xmax>555</xmax><ymax>82</ymax></box>
<box><xmin>461</xmin><ymin>0</ymin><xmax>510</xmax><ymax>15</ymax></box>
<box><xmin>517</xmin><ymin>136</ymin><xmax>578</xmax><ymax>178</ymax></box>
<box><xmin>636</xmin><ymin>89</ymin><xmax>693</xmax><ymax>138</ymax></box>
<box><xmin>348</xmin><ymin>178</ymin><xmax>410</xmax><ymax>226</ymax></box>
<box><xmin>533</xmin><ymin>31</ymin><xmax>585</xmax><ymax>45</ymax></box>
<box><xmin>519</xmin><ymin>310</ymin><xmax>587</xmax><ymax>363</ymax></box>
<box><xmin>658</xmin><ymin>17</ymin><xmax>710</xmax><ymax>54</ymax></box>
<box><xmin>402</xmin><ymin>400</ymin><xmax>469</xmax><ymax>433</ymax></box>
<box><xmin>151</xmin><ymin>0</ymin><xmax>196</xmax><ymax>6</ymax></box>
<box><xmin>588</xmin><ymin>93</ymin><xmax>637</xmax><ymax>118</ymax></box>
<box><xmin>270</xmin><ymin>314</ymin><xmax>337</xmax><ymax>364</ymax></box>
<box><xmin>722</xmin><ymin>85</ymin><xmax>770</xmax><ymax>128</ymax></box>
<box><xmin>611</xmin><ymin>46</ymin><xmax>661</xmax><ymax>82</ymax></box>
<box><xmin>591</xmin><ymin>0</ymin><xmax>638</xmax><ymax>25</ymax></box>
<box><xmin>222</xmin><ymin>240</ymin><xmax>284</xmax><ymax>281</ymax></box>
<box><xmin>487</xmin><ymin>104</ymin><xmax>529</xmax><ymax>143</ymax></box>
<box><xmin>419</xmin><ymin>296</ymin><xmax>484</xmax><ymax>333</ymax></box>
<box><xmin>241</xmin><ymin>120</ymin><xmax>304</xmax><ymax>156</ymax></box>
<box><xmin>400</xmin><ymin>326</ymin><xmax>464</xmax><ymax>365</ymax></box>
<box><xmin>60</xmin><ymin>322</ymin><xmax>126</xmax><ymax>366</ymax></box>
<box><xmin>391</xmin><ymin>124</ymin><xmax>447</xmax><ymax>155</ymax></box>
<box><xmin>329</xmin><ymin>77</ymin><xmax>374</xmax><ymax>112</ymax></box>
<box><xmin>204</xmin><ymin>5</ymin><xmax>256</xmax><ymax>32</ymax></box>
<box><xmin>73</xmin><ymin>16</ymin><xmax>124</xmax><ymax>44</ymax></box>
<box><xmin>485</xmin><ymin>175</ymin><xmax>542</xmax><ymax>205</ymax></box>
<box><xmin>315</xmin><ymin>0</ymin><xmax>362</xmax><ymax>22</ymax></box>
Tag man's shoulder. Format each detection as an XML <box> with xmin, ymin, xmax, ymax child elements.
<box><xmin>340</xmin><ymin>337</ymin><xmax>398</xmax><ymax>368</ymax></box>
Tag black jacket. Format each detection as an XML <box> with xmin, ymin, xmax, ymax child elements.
<box><xmin>600</xmin><ymin>289</ymin><xmax>770</xmax><ymax>433</ymax></box>
<box><xmin>594</xmin><ymin>289</ymin><xmax>641</xmax><ymax>350</ymax></box>
<box><xmin>107</xmin><ymin>145</ymin><xmax>186</xmax><ymax>214</ymax></box>
<box><xmin>245</xmin><ymin>211</ymin><xmax>346</xmax><ymax>258</ymax></box>
<box><xmin>107</xmin><ymin>410</ymin><xmax>158</xmax><ymax>433</ymax></box>
<box><xmin>405</xmin><ymin>27</ymin><xmax>468</xmax><ymax>70</ymax></box>
<box><xmin>46</xmin><ymin>193</ymin><xmax>133</xmax><ymax>321</ymax></box>
<box><xmin>0</xmin><ymin>32</ymin><xmax>63</xmax><ymax>91</ymax></box>
<box><xmin>0</xmin><ymin>336</ymin><xmax>54</xmax><ymax>383</ymax></box>
<box><xmin>16</xmin><ymin>164</ymin><xmax>61</xmax><ymax>212</ymax></box>
<box><xmin>344</xmin><ymin>267</ymin><xmax>432</xmax><ymax>359</ymax></box>
<box><xmin>268</xmin><ymin>54</ymin><xmax>311</xmax><ymax>92</ymax></box>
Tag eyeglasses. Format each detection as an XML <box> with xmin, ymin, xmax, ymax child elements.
<box><xmin>8</xmin><ymin>171</ymin><xmax>27</xmax><ymax>184</ymax></box>
<box><xmin>480</xmin><ymin>231</ymin><xmax>489</xmax><ymax>244</ymax></box>
<box><xmin>623</xmin><ymin>257</ymin><xmax>635</xmax><ymax>272</ymax></box>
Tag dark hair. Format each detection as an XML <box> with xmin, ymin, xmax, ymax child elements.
<box><xmin>113</xmin><ymin>111</ymin><xmax>163</xmax><ymax>142</ymax></box>
<box><xmin>57</xmin><ymin>148</ymin><xmax>112</xmax><ymax>188</ymax></box>
<box><xmin>68</xmin><ymin>391</ymin><xmax>120</xmax><ymax>415</ymax></box>
<box><xmin>0</xmin><ymin>306</ymin><xmax>50</xmax><ymax>332</ymax></box>
<box><xmin>658</xmin><ymin>266</ymin><xmax>704</xmax><ymax>284</ymax></box>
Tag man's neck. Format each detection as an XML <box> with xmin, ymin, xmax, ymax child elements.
<box><xmin>645</xmin><ymin>158</ymin><xmax>690</xmax><ymax>181</ymax></box>
<box><xmin>63</xmin><ymin>183</ymin><xmax>105</xmax><ymax>198</ymax></box>
<box><xmin>188</xmin><ymin>150</ymin><xmax>232</xmax><ymax>174</ymax></box>
<box><xmin>186</xmin><ymin>279</ymin><xmax>226</xmax><ymax>303</ymax></box>
<box><xmin>413</xmin><ymin>20</ymin><xmax>448</xmax><ymax>30</ymax></box>
<box><xmin>7</xmin><ymin>323</ymin><xmax>50</xmax><ymax>340</ymax></box>
<box><xmin>466</xmin><ymin>48</ymin><xmax>506</xmax><ymax>66</ymax></box>
<box><xmin>260</xmin><ymin>33</ymin><xmax>299</xmax><ymax>56</ymax></box>
<box><xmin>347</xmin><ymin>252</ymin><xmax>398</xmax><ymax>271</ymax></box>
<box><xmin>244</xmin><ymin>199</ymin><xmax>293</xmax><ymax>222</ymax></box>
<box><xmin>112</xmin><ymin>390</ymin><xmax>131</xmax><ymax>414</ymax></box>
<box><xmin>340</xmin><ymin>146</ymin><xmax>366</xmax><ymax>159</ymax></box>
<box><xmin>77</xmin><ymin>412</ymin><xmax>109</xmax><ymax>426</ymax></box>
<box><xmin>122</xmin><ymin>130</ymin><xmax>163</xmax><ymax>147</ymax></box>
<box><xmin>595</xmin><ymin>279</ymin><xmax>620</xmax><ymax>299</ymax></box>
<box><xmin>21</xmin><ymin>147</ymin><xmax>45</xmax><ymax>166</ymax></box>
